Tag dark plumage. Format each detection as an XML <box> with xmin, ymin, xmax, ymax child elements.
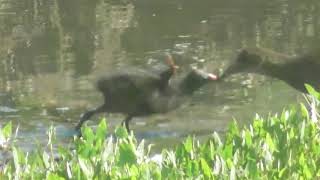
<box><xmin>76</xmin><ymin>64</ymin><xmax>217</xmax><ymax>132</ymax></box>
<box><xmin>221</xmin><ymin>48</ymin><xmax>320</xmax><ymax>93</ymax></box>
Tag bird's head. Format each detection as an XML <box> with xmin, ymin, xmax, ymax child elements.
<box><xmin>220</xmin><ymin>49</ymin><xmax>263</xmax><ymax>79</ymax></box>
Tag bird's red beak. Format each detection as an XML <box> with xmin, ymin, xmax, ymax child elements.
<box><xmin>207</xmin><ymin>73</ymin><xmax>218</xmax><ymax>80</ymax></box>
<box><xmin>191</xmin><ymin>66</ymin><xmax>219</xmax><ymax>80</ymax></box>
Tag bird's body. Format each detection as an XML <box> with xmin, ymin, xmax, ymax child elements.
<box><xmin>263</xmin><ymin>55</ymin><xmax>320</xmax><ymax>92</ymax></box>
<box><xmin>221</xmin><ymin>48</ymin><xmax>320</xmax><ymax>93</ymax></box>
<box><xmin>96</xmin><ymin>68</ymin><xmax>171</xmax><ymax>116</ymax></box>
<box><xmin>76</xmin><ymin>54</ymin><xmax>217</xmax><ymax>132</ymax></box>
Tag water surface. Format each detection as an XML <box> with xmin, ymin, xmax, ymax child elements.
<box><xmin>0</xmin><ymin>0</ymin><xmax>318</xmax><ymax>150</ymax></box>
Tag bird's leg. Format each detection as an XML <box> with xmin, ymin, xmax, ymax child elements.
<box><xmin>75</xmin><ymin>104</ymin><xmax>106</xmax><ymax>130</ymax></box>
<box><xmin>121</xmin><ymin>115</ymin><xmax>133</xmax><ymax>132</ymax></box>
<box><xmin>75</xmin><ymin>110</ymin><xmax>94</xmax><ymax>130</ymax></box>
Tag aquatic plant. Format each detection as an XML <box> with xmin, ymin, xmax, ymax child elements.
<box><xmin>0</xmin><ymin>85</ymin><xmax>320</xmax><ymax>179</ymax></box>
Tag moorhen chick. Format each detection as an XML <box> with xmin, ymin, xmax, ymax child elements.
<box><xmin>76</xmin><ymin>54</ymin><xmax>177</xmax><ymax>131</ymax></box>
<box><xmin>76</xmin><ymin>65</ymin><xmax>218</xmax><ymax>132</ymax></box>
<box><xmin>221</xmin><ymin>48</ymin><xmax>320</xmax><ymax>93</ymax></box>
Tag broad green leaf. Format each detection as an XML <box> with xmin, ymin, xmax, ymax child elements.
<box><xmin>152</xmin><ymin>167</ymin><xmax>161</xmax><ymax>180</ymax></box>
<box><xmin>47</xmin><ymin>173</ymin><xmax>64</xmax><ymax>180</ymax></box>
<box><xmin>175</xmin><ymin>145</ymin><xmax>185</xmax><ymax>160</ymax></box>
<box><xmin>82</xmin><ymin>126</ymin><xmax>94</xmax><ymax>142</ymax></box>
<box><xmin>244</xmin><ymin>131</ymin><xmax>252</xmax><ymax>147</ymax></box>
<box><xmin>247</xmin><ymin>161</ymin><xmax>258</xmax><ymax>178</ymax></box>
<box><xmin>226</xmin><ymin>121</ymin><xmax>239</xmax><ymax>142</ymax></box>
<box><xmin>300</xmin><ymin>103</ymin><xmax>309</xmax><ymax>118</ymax></box>
<box><xmin>305</xmin><ymin>84</ymin><xmax>320</xmax><ymax>99</ymax></box>
<box><xmin>185</xmin><ymin>159</ymin><xmax>193</xmax><ymax>177</ymax></box>
<box><xmin>57</xmin><ymin>146</ymin><xmax>71</xmax><ymax>158</ymax></box>
<box><xmin>115</xmin><ymin>126</ymin><xmax>128</xmax><ymax>138</ymax></box>
<box><xmin>223</xmin><ymin>144</ymin><xmax>233</xmax><ymax>159</ymax></box>
<box><xmin>303</xmin><ymin>164</ymin><xmax>312</xmax><ymax>179</ymax></box>
<box><xmin>299</xmin><ymin>153</ymin><xmax>305</xmax><ymax>166</ymax></box>
<box><xmin>278</xmin><ymin>167</ymin><xmax>287</xmax><ymax>178</ymax></box>
<box><xmin>2</xmin><ymin>121</ymin><xmax>12</xmax><ymax>138</ymax></box>
<box><xmin>200</xmin><ymin>158</ymin><xmax>212</xmax><ymax>178</ymax></box>
<box><xmin>96</xmin><ymin>118</ymin><xmax>107</xmax><ymax>140</ymax></box>
<box><xmin>130</xmin><ymin>165</ymin><xmax>139</xmax><ymax>177</ymax></box>
<box><xmin>184</xmin><ymin>136</ymin><xmax>193</xmax><ymax>153</ymax></box>
<box><xmin>78</xmin><ymin>157</ymin><xmax>93</xmax><ymax>178</ymax></box>
<box><xmin>266</xmin><ymin>133</ymin><xmax>276</xmax><ymax>152</ymax></box>
<box><xmin>192</xmin><ymin>160</ymin><xmax>199</xmax><ymax>176</ymax></box>
<box><xmin>119</xmin><ymin>143</ymin><xmax>137</xmax><ymax>166</ymax></box>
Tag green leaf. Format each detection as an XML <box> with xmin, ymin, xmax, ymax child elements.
<box><xmin>78</xmin><ymin>157</ymin><xmax>93</xmax><ymax>178</ymax></box>
<box><xmin>184</xmin><ymin>136</ymin><xmax>193</xmax><ymax>153</ymax></box>
<box><xmin>82</xmin><ymin>126</ymin><xmax>94</xmax><ymax>142</ymax></box>
<box><xmin>192</xmin><ymin>160</ymin><xmax>200</xmax><ymax>176</ymax></box>
<box><xmin>303</xmin><ymin>164</ymin><xmax>312</xmax><ymax>179</ymax></box>
<box><xmin>57</xmin><ymin>146</ymin><xmax>71</xmax><ymax>158</ymax></box>
<box><xmin>2</xmin><ymin>121</ymin><xmax>12</xmax><ymax>138</ymax></box>
<box><xmin>151</xmin><ymin>166</ymin><xmax>161</xmax><ymax>180</ymax></box>
<box><xmin>185</xmin><ymin>159</ymin><xmax>193</xmax><ymax>177</ymax></box>
<box><xmin>200</xmin><ymin>158</ymin><xmax>212</xmax><ymax>178</ymax></box>
<box><xmin>300</xmin><ymin>120</ymin><xmax>305</xmax><ymax>141</ymax></box>
<box><xmin>119</xmin><ymin>142</ymin><xmax>137</xmax><ymax>166</ymax></box>
<box><xmin>226</xmin><ymin>121</ymin><xmax>239</xmax><ymax>143</ymax></box>
<box><xmin>130</xmin><ymin>165</ymin><xmax>139</xmax><ymax>177</ymax></box>
<box><xmin>12</xmin><ymin>147</ymin><xmax>20</xmax><ymax>174</ymax></box>
<box><xmin>247</xmin><ymin>161</ymin><xmax>258</xmax><ymax>178</ymax></box>
<box><xmin>175</xmin><ymin>144</ymin><xmax>185</xmax><ymax>161</ymax></box>
<box><xmin>278</xmin><ymin>167</ymin><xmax>287</xmax><ymax>178</ymax></box>
<box><xmin>223</xmin><ymin>144</ymin><xmax>233</xmax><ymax>159</ymax></box>
<box><xmin>47</xmin><ymin>173</ymin><xmax>64</xmax><ymax>180</ymax></box>
<box><xmin>266</xmin><ymin>133</ymin><xmax>276</xmax><ymax>152</ymax></box>
<box><xmin>244</xmin><ymin>131</ymin><xmax>252</xmax><ymax>147</ymax></box>
<box><xmin>115</xmin><ymin>126</ymin><xmax>128</xmax><ymax>138</ymax></box>
<box><xmin>300</xmin><ymin>103</ymin><xmax>309</xmax><ymax>118</ymax></box>
<box><xmin>305</xmin><ymin>84</ymin><xmax>320</xmax><ymax>99</ymax></box>
<box><xmin>299</xmin><ymin>153</ymin><xmax>305</xmax><ymax>166</ymax></box>
<box><xmin>96</xmin><ymin>118</ymin><xmax>107</xmax><ymax>140</ymax></box>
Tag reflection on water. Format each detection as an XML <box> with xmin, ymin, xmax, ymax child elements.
<box><xmin>0</xmin><ymin>0</ymin><xmax>318</xmax><ymax>150</ymax></box>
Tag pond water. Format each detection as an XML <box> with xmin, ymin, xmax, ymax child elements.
<box><xmin>0</xmin><ymin>0</ymin><xmax>318</xmax><ymax>151</ymax></box>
